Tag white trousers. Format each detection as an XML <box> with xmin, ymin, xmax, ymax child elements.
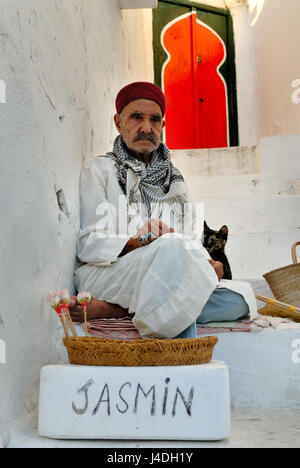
<box><xmin>74</xmin><ymin>236</ymin><xmax>219</xmax><ymax>339</ymax></box>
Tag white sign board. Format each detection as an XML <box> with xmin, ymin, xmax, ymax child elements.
<box><xmin>38</xmin><ymin>361</ymin><xmax>230</xmax><ymax>441</ymax></box>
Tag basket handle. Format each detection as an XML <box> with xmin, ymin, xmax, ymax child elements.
<box><xmin>292</xmin><ymin>242</ymin><xmax>300</xmax><ymax>264</ymax></box>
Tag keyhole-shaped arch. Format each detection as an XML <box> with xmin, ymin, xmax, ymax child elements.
<box><xmin>161</xmin><ymin>11</ymin><xmax>229</xmax><ymax>149</ymax></box>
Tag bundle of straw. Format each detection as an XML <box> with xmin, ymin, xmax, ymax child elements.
<box><xmin>256</xmin><ymin>294</ymin><xmax>300</xmax><ymax>322</ymax></box>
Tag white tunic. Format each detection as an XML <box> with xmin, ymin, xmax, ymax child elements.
<box><xmin>75</xmin><ymin>156</ymin><xmax>258</xmax><ymax>339</ymax></box>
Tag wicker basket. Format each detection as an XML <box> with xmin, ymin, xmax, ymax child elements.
<box><xmin>63</xmin><ymin>335</ymin><xmax>218</xmax><ymax>367</ymax></box>
<box><xmin>263</xmin><ymin>242</ymin><xmax>300</xmax><ymax>307</ymax></box>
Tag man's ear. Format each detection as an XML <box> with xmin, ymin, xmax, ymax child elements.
<box><xmin>114</xmin><ymin>114</ymin><xmax>122</xmax><ymax>133</ymax></box>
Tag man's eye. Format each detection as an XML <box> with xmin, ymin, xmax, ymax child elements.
<box><xmin>132</xmin><ymin>114</ymin><xmax>141</xmax><ymax>120</ymax></box>
<box><xmin>151</xmin><ymin>117</ymin><xmax>161</xmax><ymax>123</ymax></box>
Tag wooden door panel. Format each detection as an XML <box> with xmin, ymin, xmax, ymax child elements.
<box><xmin>162</xmin><ymin>11</ymin><xmax>229</xmax><ymax>149</ymax></box>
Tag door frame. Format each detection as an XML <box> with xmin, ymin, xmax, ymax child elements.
<box><xmin>153</xmin><ymin>0</ymin><xmax>239</xmax><ymax>147</ymax></box>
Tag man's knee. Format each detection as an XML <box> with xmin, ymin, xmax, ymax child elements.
<box><xmin>197</xmin><ymin>288</ymin><xmax>250</xmax><ymax>324</ymax></box>
<box><xmin>230</xmin><ymin>295</ymin><xmax>249</xmax><ymax>319</ymax></box>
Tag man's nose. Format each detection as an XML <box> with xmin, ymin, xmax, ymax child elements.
<box><xmin>140</xmin><ymin>118</ymin><xmax>152</xmax><ymax>134</ymax></box>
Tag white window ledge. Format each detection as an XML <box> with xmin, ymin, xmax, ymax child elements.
<box><xmin>119</xmin><ymin>0</ymin><xmax>157</xmax><ymax>9</ymax></box>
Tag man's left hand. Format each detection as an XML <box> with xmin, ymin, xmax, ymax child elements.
<box><xmin>208</xmin><ymin>259</ymin><xmax>224</xmax><ymax>281</ymax></box>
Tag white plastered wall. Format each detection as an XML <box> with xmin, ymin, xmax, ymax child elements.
<box><xmin>0</xmin><ymin>0</ymin><xmax>153</xmax><ymax>445</ymax></box>
<box><xmin>120</xmin><ymin>9</ymin><xmax>155</xmax><ymax>85</ymax></box>
<box><xmin>250</xmin><ymin>0</ymin><xmax>300</xmax><ymax>140</ymax></box>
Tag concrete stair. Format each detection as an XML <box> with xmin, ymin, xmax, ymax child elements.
<box><xmin>6</xmin><ymin>326</ymin><xmax>300</xmax><ymax>448</ymax></box>
<box><xmin>171</xmin><ymin>134</ymin><xmax>300</xmax><ymax>282</ymax></box>
<box><xmin>7</xmin><ymin>405</ymin><xmax>300</xmax><ymax>448</ymax></box>
<box><xmin>5</xmin><ymin>135</ymin><xmax>300</xmax><ymax>449</ymax></box>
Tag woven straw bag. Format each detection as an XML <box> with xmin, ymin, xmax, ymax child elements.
<box><xmin>263</xmin><ymin>242</ymin><xmax>300</xmax><ymax>307</ymax></box>
<box><xmin>63</xmin><ymin>335</ymin><xmax>218</xmax><ymax>367</ymax></box>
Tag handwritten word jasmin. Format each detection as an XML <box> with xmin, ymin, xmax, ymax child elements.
<box><xmin>72</xmin><ymin>378</ymin><xmax>195</xmax><ymax>418</ymax></box>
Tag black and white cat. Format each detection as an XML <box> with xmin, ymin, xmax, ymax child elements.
<box><xmin>203</xmin><ymin>221</ymin><xmax>232</xmax><ymax>280</ymax></box>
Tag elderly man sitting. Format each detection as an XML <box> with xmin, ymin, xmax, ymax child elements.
<box><xmin>70</xmin><ymin>82</ymin><xmax>257</xmax><ymax>339</ymax></box>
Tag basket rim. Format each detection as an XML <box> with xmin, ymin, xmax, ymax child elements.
<box><xmin>64</xmin><ymin>335</ymin><xmax>218</xmax><ymax>343</ymax></box>
<box><xmin>263</xmin><ymin>262</ymin><xmax>300</xmax><ymax>278</ymax></box>
<box><xmin>63</xmin><ymin>336</ymin><xmax>219</xmax><ymax>367</ymax></box>
<box><xmin>63</xmin><ymin>336</ymin><xmax>219</xmax><ymax>354</ymax></box>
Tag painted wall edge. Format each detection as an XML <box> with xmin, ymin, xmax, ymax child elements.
<box><xmin>120</xmin><ymin>0</ymin><xmax>158</xmax><ymax>10</ymax></box>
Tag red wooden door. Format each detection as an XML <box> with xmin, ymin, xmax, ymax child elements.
<box><xmin>161</xmin><ymin>10</ymin><xmax>229</xmax><ymax>150</ymax></box>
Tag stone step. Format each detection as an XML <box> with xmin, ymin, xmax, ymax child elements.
<box><xmin>225</xmin><ymin>231</ymin><xmax>300</xmax><ymax>279</ymax></box>
<box><xmin>171</xmin><ymin>145</ymin><xmax>258</xmax><ymax>178</ymax></box>
<box><xmin>7</xmin><ymin>406</ymin><xmax>300</xmax><ymax>447</ymax></box>
<box><xmin>200</xmin><ymin>196</ymin><xmax>300</xmax><ymax>235</ymax></box>
<box><xmin>200</xmin><ymin>196</ymin><xmax>299</xmax><ymax>278</ymax></box>
<box><xmin>208</xmin><ymin>328</ymin><xmax>300</xmax><ymax>409</ymax></box>
<box><xmin>257</xmin><ymin>134</ymin><xmax>300</xmax><ymax>180</ymax></box>
<box><xmin>172</xmin><ymin>134</ymin><xmax>300</xmax><ymax>197</ymax></box>
<box><xmin>6</xmin><ymin>325</ymin><xmax>300</xmax><ymax>447</ymax></box>
<box><xmin>172</xmin><ymin>135</ymin><xmax>300</xmax><ymax>178</ymax></box>
<box><xmin>184</xmin><ymin>173</ymin><xmax>300</xmax><ymax>198</ymax></box>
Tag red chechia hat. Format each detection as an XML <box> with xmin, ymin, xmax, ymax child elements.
<box><xmin>116</xmin><ymin>82</ymin><xmax>166</xmax><ymax>116</ymax></box>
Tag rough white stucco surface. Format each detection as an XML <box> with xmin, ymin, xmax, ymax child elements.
<box><xmin>251</xmin><ymin>0</ymin><xmax>300</xmax><ymax>140</ymax></box>
<box><xmin>0</xmin><ymin>0</ymin><xmax>152</xmax><ymax>446</ymax></box>
<box><xmin>121</xmin><ymin>9</ymin><xmax>154</xmax><ymax>84</ymax></box>
<box><xmin>119</xmin><ymin>0</ymin><xmax>158</xmax><ymax>9</ymax></box>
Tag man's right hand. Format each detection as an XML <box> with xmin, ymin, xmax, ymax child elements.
<box><xmin>119</xmin><ymin>219</ymin><xmax>174</xmax><ymax>256</ymax></box>
<box><xmin>137</xmin><ymin>219</ymin><xmax>174</xmax><ymax>240</ymax></box>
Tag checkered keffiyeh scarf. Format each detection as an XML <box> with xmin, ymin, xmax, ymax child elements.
<box><xmin>107</xmin><ymin>136</ymin><xmax>188</xmax><ymax>218</ymax></box>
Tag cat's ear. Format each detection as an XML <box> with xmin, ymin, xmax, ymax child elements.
<box><xmin>219</xmin><ymin>226</ymin><xmax>228</xmax><ymax>239</ymax></box>
<box><xmin>204</xmin><ymin>221</ymin><xmax>211</xmax><ymax>232</ymax></box>
<box><xmin>219</xmin><ymin>225</ymin><xmax>229</xmax><ymax>238</ymax></box>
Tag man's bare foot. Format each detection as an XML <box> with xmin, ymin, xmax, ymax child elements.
<box><xmin>69</xmin><ymin>296</ymin><xmax>130</xmax><ymax>323</ymax></box>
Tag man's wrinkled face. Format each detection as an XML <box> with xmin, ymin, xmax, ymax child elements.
<box><xmin>114</xmin><ymin>99</ymin><xmax>165</xmax><ymax>157</ymax></box>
